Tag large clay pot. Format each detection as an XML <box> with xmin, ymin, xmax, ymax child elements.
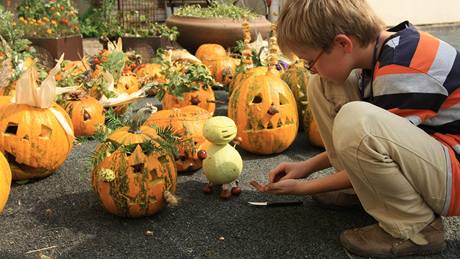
<box><xmin>166</xmin><ymin>15</ymin><xmax>271</xmax><ymax>53</ymax></box>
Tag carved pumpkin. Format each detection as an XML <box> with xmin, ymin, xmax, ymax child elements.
<box><xmin>303</xmin><ymin>107</ymin><xmax>324</xmax><ymax>147</ymax></box>
<box><xmin>0</xmin><ymin>151</ymin><xmax>12</xmax><ymax>213</ymax></box>
<box><xmin>281</xmin><ymin>60</ymin><xmax>310</xmax><ymax>128</ymax></box>
<box><xmin>162</xmin><ymin>85</ymin><xmax>216</xmax><ymax>115</ymax></box>
<box><xmin>195</xmin><ymin>44</ymin><xmax>227</xmax><ymax>62</ymax></box>
<box><xmin>203</xmin><ymin>57</ymin><xmax>239</xmax><ymax>87</ymax></box>
<box><xmin>91</xmin><ymin>125</ymin><xmax>177</xmax><ymax>218</ymax></box>
<box><xmin>64</xmin><ymin>96</ymin><xmax>105</xmax><ymax>137</ymax></box>
<box><xmin>116</xmin><ymin>75</ymin><xmax>139</xmax><ymax>94</ymax></box>
<box><xmin>144</xmin><ymin>105</ymin><xmax>211</xmax><ymax>172</ymax></box>
<box><xmin>228</xmin><ymin>32</ymin><xmax>298</xmax><ymax>154</ymax></box>
<box><xmin>0</xmin><ymin>96</ymin><xmax>74</xmax><ymax>180</ymax></box>
<box><xmin>228</xmin><ymin>71</ymin><xmax>299</xmax><ymax>154</ymax></box>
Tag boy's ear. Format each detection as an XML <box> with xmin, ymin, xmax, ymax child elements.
<box><xmin>334</xmin><ymin>34</ymin><xmax>353</xmax><ymax>53</ymax></box>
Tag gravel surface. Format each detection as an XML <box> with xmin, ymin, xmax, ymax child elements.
<box><xmin>2</xmin><ymin>25</ymin><xmax>460</xmax><ymax>259</ymax></box>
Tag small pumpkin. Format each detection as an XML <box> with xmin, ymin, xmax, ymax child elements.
<box><xmin>64</xmin><ymin>95</ymin><xmax>105</xmax><ymax>137</ymax></box>
<box><xmin>91</xmin><ymin>109</ymin><xmax>178</xmax><ymax>218</ymax></box>
<box><xmin>144</xmin><ymin>105</ymin><xmax>211</xmax><ymax>172</ymax></box>
<box><xmin>203</xmin><ymin>56</ymin><xmax>239</xmax><ymax>87</ymax></box>
<box><xmin>303</xmin><ymin>107</ymin><xmax>324</xmax><ymax>147</ymax></box>
<box><xmin>116</xmin><ymin>75</ymin><xmax>140</xmax><ymax>94</ymax></box>
<box><xmin>162</xmin><ymin>85</ymin><xmax>216</xmax><ymax>115</ymax></box>
<box><xmin>0</xmin><ymin>151</ymin><xmax>12</xmax><ymax>213</ymax></box>
<box><xmin>195</xmin><ymin>43</ymin><xmax>227</xmax><ymax>62</ymax></box>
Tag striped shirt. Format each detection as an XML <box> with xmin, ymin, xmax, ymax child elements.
<box><xmin>360</xmin><ymin>21</ymin><xmax>460</xmax><ymax>216</ymax></box>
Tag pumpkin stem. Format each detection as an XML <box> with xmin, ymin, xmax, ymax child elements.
<box><xmin>268</xmin><ymin>24</ymin><xmax>279</xmax><ymax>72</ymax></box>
<box><xmin>128</xmin><ymin>105</ymin><xmax>157</xmax><ymax>133</ymax></box>
<box><xmin>241</xmin><ymin>20</ymin><xmax>253</xmax><ymax>68</ymax></box>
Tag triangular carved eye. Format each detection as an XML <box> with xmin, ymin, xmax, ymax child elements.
<box><xmin>131</xmin><ymin>163</ymin><xmax>144</xmax><ymax>173</ymax></box>
<box><xmin>83</xmin><ymin>110</ymin><xmax>91</xmax><ymax>121</ymax></box>
<box><xmin>5</xmin><ymin>122</ymin><xmax>18</xmax><ymax>135</ymax></box>
<box><xmin>251</xmin><ymin>94</ymin><xmax>263</xmax><ymax>104</ymax></box>
<box><xmin>39</xmin><ymin>125</ymin><xmax>52</xmax><ymax>138</ymax></box>
<box><xmin>279</xmin><ymin>93</ymin><xmax>289</xmax><ymax>105</ymax></box>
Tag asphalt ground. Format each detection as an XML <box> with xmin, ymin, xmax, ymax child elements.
<box><xmin>1</xmin><ymin>25</ymin><xmax>460</xmax><ymax>258</ymax></box>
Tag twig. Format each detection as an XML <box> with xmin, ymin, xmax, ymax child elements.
<box><xmin>25</xmin><ymin>245</ymin><xmax>58</xmax><ymax>254</ymax></box>
<box><xmin>343</xmin><ymin>248</ymin><xmax>355</xmax><ymax>259</ymax></box>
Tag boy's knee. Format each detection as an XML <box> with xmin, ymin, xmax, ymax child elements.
<box><xmin>332</xmin><ymin>101</ymin><xmax>376</xmax><ymax>153</ymax></box>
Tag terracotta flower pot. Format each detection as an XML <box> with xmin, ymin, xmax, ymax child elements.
<box><xmin>29</xmin><ymin>35</ymin><xmax>84</xmax><ymax>67</ymax></box>
<box><xmin>166</xmin><ymin>15</ymin><xmax>271</xmax><ymax>53</ymax></box>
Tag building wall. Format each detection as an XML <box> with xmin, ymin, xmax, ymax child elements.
<box><xmin>367</xmin><ymin>0</ymin><xmax>460</xmax><ymax>26</ymax></box>
<box><xmin>275</xmin><ymin>0</ymin><xmax>460</xmax><ymax>26</ymax></box>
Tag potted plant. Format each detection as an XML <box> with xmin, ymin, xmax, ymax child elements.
<box><xmin>16</xmin><ymin>0</ymin><xmax>83</xmax><ymax>64</ymax></box>
<box><xmin>166</xmin><ymin>0</ymin><xmax>271</xmax><ymax>53</ymax></box>
<box><xmin>82</xmin><ymin>0</ymin><xmax>180</xmax><ymax>63</ymax></box>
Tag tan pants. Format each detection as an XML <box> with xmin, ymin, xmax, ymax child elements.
<box><xmin>307</xmin><ymin>72</ymin><xmax>450</xmax><ymax>240</ymax></box>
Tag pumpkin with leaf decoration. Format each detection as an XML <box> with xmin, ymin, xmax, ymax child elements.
<box><xmin>144</xmin><ymin>105</ymin><xmax>211</xmax><ymax>173</ymax></box>
<box><xmin>91</xmin><ymin>106</ymin><xmax>179</xmax><ymax>218</ymax></box>
<box><xmin>158</xmin><ymin>52</ymin><xmax>217</xmax><ymax>115</ymax></box>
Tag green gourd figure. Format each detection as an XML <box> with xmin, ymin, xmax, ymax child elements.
<box><xmin>199</xmin><ymin>116</ymin><xmax>243</xmax><ymax>199</ymax></box>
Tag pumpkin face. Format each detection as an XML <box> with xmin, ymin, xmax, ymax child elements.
<box><xmin>162</xmin><ymin>85</ymin><xmax>216</xmax><ymax>115</ymax></box>
<box><xmin>92</xmin><ymin>126</ymin><xmax>177</xmax><ymax>218</ymax></box>
<box><xmin>0</xmin><ymin>152</ymin><xmax>12</xmax><ymax>213</ymax></box>
<box><xmin>64</xmin><ymin>96</ymin><xmax>105</xmax><ymax>137</ymax></box>
<box><xmin>0</xmin><ymin>97</ymin><xmax>74</xmax><ymax>180</ymax></box>
<box><xmin>203</xmin><ymin>57</ymin><xmax>238</xmax><ymax>87</ymax></box>
<box><xmin>116</xmin><ymin>75</ymin><xmax>140</xmax><ymax>94</ymax></box>
<box><xmin>228</xmin><ymin>71</ymin><xmax>299</xmax><ymax>154</ymax></box>
<box><xmin>195</xmin><ymin>44</ymin><xmax>227</xmax><ymax>62</ymax></box>
<box><xmin>144</xmin><ymin>105</ymin><xmax>211</xmax><ymax>172</ymax></box>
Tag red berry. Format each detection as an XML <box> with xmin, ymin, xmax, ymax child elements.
<box><xmin>197</xmin><ymin>150</ymin><xmax>207</xmax><ymax>160</ymax></box>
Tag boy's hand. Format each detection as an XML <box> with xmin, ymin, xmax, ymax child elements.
<box><xmin>250</xmin><ymin>179</ymin><xmax>303</xmax><ymax>195</ymax></box>
<box><xmin>268</xmin><ymin>162</ymin><xmax>309</xmax><ymax>183</ymax></box>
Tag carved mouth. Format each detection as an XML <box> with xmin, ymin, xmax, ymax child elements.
<box><xmin>244</xmin><ymin>117</ymin><xmax>296</xmax><ymax>132</ymax></box>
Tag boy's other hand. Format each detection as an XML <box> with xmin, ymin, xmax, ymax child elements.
<box><xmin>269</xmin><ymin>162</ymin><xmax>308</xmax><ymax>183</ymax></box>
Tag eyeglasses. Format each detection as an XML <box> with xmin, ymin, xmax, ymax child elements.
<box><xmin>303</xmin><ymin>49</ymin><xmax>324</xmax><ymax>72</ymax></box>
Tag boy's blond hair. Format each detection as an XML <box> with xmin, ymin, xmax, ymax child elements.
<box><xmin>277</xmin><ymin>0</ymin><xmax>385</xmax><ymax>55</ymax></box>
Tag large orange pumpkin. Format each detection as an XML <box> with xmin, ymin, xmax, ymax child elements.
<box><xmin>64</xmin><ymin>96</ymin><xmax>105</xmax><ymax>137</ymax></box>
<box><xmin>195</xmin><ymin>43</ymin><xmax>227</xmax><ymax>62</ymax></box>
<box><xmin>162</xmin><ymin>85</ymin><xmax>216</xmax><ymax>115</ymax></box>
<box><xmin>0</xmin><ymin>151</ymin><xmax>12</xmax><ymax>213</ymax></box>
<box><xmin>144</xmin><ymin>105</ymin><xmax>211</xmax><ymax>172</ymax></box>
<box><xmin>91</xmin><ymin>125</ymin><xmax>177</xmax><ymax>218</ymax></box>
<box><xmin>0</xmin><ymin>96</ymin><xmax>74</xmax><ymax>180</ymax></box>
<box><xmin>228</xmin><ymin>70</ymin><xmax>299</xmax><ymax>154</ymax></box>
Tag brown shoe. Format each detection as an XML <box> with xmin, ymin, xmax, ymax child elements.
<box><xmin>312</xmin><ymin>190</ymin><xmax>362</xmax><ymax>209</ymax></box>
<box><xmin>340</xmin><ymin>217</ymin><xmax>446</xmax><ymax>258</ymax></box>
